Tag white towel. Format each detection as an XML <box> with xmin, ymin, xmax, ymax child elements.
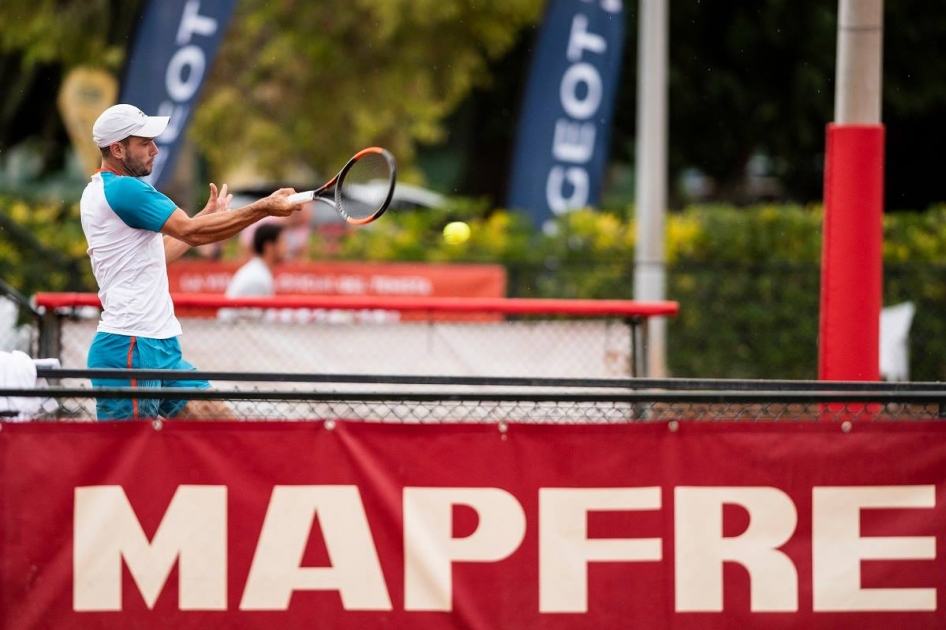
<box><xmin>0</xmin><ymin>351</ymin><xmax>59</xmax><ymax>421</ymax></box>
<box><xmin>880</xmin><ymin>302</ymin><xmax>916</xmax><ymax>382</ymax></box>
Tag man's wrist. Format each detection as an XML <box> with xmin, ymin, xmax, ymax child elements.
<box><xmin>243</xmin><ymin>200</ymin><xmax>272</xmax><ymax>219</ymax></box>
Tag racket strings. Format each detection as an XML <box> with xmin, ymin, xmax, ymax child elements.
<box><xmin>336</xmin><ymin>152</ymin><xmax>394</xmax><ymax>221</ymax></box>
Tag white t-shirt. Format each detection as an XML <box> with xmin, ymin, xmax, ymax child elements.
<box><xmin>225</xmin><ymin>257</ymin><xmax>275</xmax><ymax>298</ymax></box>
<box><xmin>218</xmin><ymin>257</ymin><xmax>274</xmax><ymax>322</ymax></box>
<box><xmin>79</xmin><ymin>170</ymin><xmax>181</xmax><ymax>338</ymax></box>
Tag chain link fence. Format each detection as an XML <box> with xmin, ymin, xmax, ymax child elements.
<box><xmin>53</xmin><ymin>315</ymin><xmax>640</xmax><ymax>378</ymax></box>
<box><xmin>35</xmin><ymin>294</ymin><xmax>668</xmax><ymax>378</ymax></box>
<box><xmin>505</xmin><ymin>260</ymin><xmax>946</xmax><ymax>381</ymax></box>
<box><xmin>10</xmin><ymin>293</ymin><xmax>943</xmax><ymax>423</ymax></box>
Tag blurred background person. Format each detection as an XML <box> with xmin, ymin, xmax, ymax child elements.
<box><xmin>227</xmin><ymin>222</ymin><xmax>287</xmax><ymax>298</ymax></box>
<box><xmin>236</xmin><ymin>201</ymin><xmax>312</xmax><ymax>263</ymax></box>
<box><xmin>219</xmin><ymin>223</ymin><xmax>287</xmax><ymax>322</ymax></box>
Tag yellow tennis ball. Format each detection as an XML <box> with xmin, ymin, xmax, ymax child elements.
<box><xmin>443</xmin><ymin>221</ymin><xmax>471</xmax><ymax>244</ymax></box>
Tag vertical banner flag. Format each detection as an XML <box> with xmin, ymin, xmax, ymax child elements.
<box><xmin>119</xmin><ymin>0</ymin><xmax>239</xmax><ymax>189</ymax></box>
<box><xmin>507</xmin><ymin>0</ymin><xmax>625</xmax><ymax>225</ymax></box>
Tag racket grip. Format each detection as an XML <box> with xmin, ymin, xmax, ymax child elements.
<box><xmin>287</xmin><ymin>191</ymin><xmax>315</xmax><ymax>204</ymax></box>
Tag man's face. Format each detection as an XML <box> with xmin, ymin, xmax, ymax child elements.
<box><xmin>116</xmin><ymin>136</ymin><xmax>158</xmax><ymax>177</ymax></box>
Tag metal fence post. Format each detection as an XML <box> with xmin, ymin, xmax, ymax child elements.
<box><xmin>38</xmin><ymin>310</ymin><xmax>62</xmax><ymax>360</ymax></box>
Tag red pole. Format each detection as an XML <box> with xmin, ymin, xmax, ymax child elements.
<box><xmin>819</xmin><ymin>124</ymin><xmax>884</xmax><ymax>381</ymax></box>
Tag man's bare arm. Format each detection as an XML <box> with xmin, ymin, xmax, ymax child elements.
<box><xmin>161</xmin><ymin>186</ymin><xmax>297</xmax><ymax>253</ymax></box>
<box><xmin>164</xmin><ymin>183</ymin><xmax>235</xmax><ymax>262</ymax></box>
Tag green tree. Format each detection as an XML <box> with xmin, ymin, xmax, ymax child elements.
<box><xmin>0</xmin><ymin>0</ymin><xmax>140</xmax><ymax>156</ymax></box>
<box><xmin>191</xmin><ymin>0</ymin><xmax>544</xmax><ymax>183</ymax></box>
<box><xmin>0</xmin><ymin>0</ymin><xmax>542</xmax><ymax>188</ymax></box>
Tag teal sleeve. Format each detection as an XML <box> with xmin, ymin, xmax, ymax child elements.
<box><xmin>103</xmin><ymin>176</ymin><xmax>177</xmax><ymax>232</ymax></box>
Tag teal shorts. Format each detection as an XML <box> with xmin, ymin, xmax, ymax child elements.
<box><xmin>87</xmin><ymin>332</ymin><xmax>210</xmax><ymax>421</ymax></box>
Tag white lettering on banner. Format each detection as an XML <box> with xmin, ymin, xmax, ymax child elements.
<box><xmin>580</xmin><ymin>0</ymin><xmax>624</xmax><ymax>14</ymax></box>
<box><xmin>270</xmin><ymin>273</ymin><xmax>432</xmax><ymax>296</ymax></box>
<box><xmin>539</xmin><ymin>488</ymin><xmax>662</xmax><ymax>613</ymax></box>
<box><xmin>546</xmin><ymin>7</ymin><xmax>616</xmax><ymax>215</ymax></box>
<box><xmin>567</xmin><ymin>14</ymin><xmax>607</xmax><ymax>62</ymax></box>
<box><xmin>154</xmin><ymin>102</ymin><xmax>189</xmax><ymax>145</ymax></box>
<box><xmin>547</xmin><ymin>165</ymin><xmax>590</xmax><ymax>213</ymax></box>
<box><xmin>73</xmin><ymin>485</ymin><xmax>227</xmax><ymax>611</ymax></box>
<box><xmin>560</xmin><ymin>63</ymin><xmax>603</xmax><ymax>121</ymax></box>
<box><xmin>166</xmin><ymin>46</ymin><xmax>206</xmax><ymax>102</ymax></box>
<box><xmin>274</xmin><ymin>273</ymin><xmax>335</xmax><ymax>293</ymax></box>
<box><xmin>336</xmin><ymin>275</ymin><xmax>367</xmax><ymax>294</ymax></box>
<box><xmin>370</xmin><ymin>275</ymin><xmax>433</xmax><ymax>296</ymax></box>
<box><xmin>553</xmin><ymin>119</ymin><xmax>596</xmax><ymax>163</ymax></box>
<box><xmin>403</xmin><ymin>487</ymin><xmax>526</xmax><ymax>611</ymax></box>
<box><xmin>604</xmin><ymin>0</ymin><xmax>623</xmax><ymax>12</ymax></box>
<box><xmin>150</xmin><ymin>0</ymin><xmax>218</xmax><ymax>182</ymax></box>
<box><xmin>674</xmin><ymin>487</ymin><xmax>799</xmax><ymax>612</ymax></box>
<box><xmin>240</xmin><ymin>486</ymin><xmax>391</xmax><ymax>611</ymax></box>
<box><xmin>179</xmin><ymin>272</ymin><xmax>233</xmax><ymax>292</ymax></box>
<box><xmin>72</xmin><ymin>483</ymin><xmax>939</xmax><ymax>613</ymax></box>
<box><xmin>177</xmin><ymin>0</ymin><xmax>218</xmax><ymax>44</ymax></box>
<box><xmin>812</xmin><ymin>486</ymin><xmax>937</xmax><ymax>611</ymax></box>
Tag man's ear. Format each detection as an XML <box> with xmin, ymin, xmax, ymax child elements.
<box><xmin>109</xmin><ymin>142</ymin><xmax>124</xmax><ymax>160</ymax></box>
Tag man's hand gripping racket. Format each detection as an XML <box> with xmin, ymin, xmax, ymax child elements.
<box><xmin>288</xmin><ymin>147</ymin><xmax>397</xmax><ymax>225</ymax></box>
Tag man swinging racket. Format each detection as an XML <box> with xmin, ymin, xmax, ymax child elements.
<box><xmin>79</xmin><ymin>104</ymin><xmax>300</xmax><ymax>420</ymax></box>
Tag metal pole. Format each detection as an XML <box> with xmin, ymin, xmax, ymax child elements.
<box><xmin>835</xmin><ymin>0</ymin><xmax>883</xmax><ymax>124</ymax></box>
<box><xmin>633</xmin><ymin>0</ymin><xmax>669</xmax><ymax>377</ymax></box>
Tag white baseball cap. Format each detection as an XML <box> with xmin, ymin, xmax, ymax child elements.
<box><xmin>92</xmin><ymin>104</ymin><xmax>170</xmax><ymax>148</ymax></box>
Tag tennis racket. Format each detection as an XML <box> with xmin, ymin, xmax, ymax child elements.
<box><xmin>287</xmin><ymin>147</ymin><xmax>397</xmax><ymax>225</ymax></box>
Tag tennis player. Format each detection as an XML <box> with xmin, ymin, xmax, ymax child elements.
<box><xmin>79</xmin><ymin>103</ymin><xmax>299</xmax><ymax>420</ymax></box>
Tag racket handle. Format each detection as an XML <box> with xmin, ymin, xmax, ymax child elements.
<box><xmin>287</xmin><ymin>191</ymin><xmax>315</xmax><ymax>204</ymax></box>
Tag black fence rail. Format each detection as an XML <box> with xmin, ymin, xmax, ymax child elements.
<box><xmin>2</xmin><ymin>370</ymin><xmax>943</xmax><ymax>423</ymax></box>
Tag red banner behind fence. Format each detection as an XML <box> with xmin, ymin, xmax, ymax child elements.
<box><xmin>2</xmin><ymin>420</ymin><xmax>944</xmax><ymax>629</ymax></box>
<box><xmin>166</xmin><ymin>260</ymin><xmax>508</xmax><ymax>299</ymax></box>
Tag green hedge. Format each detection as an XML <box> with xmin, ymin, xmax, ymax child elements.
<box><xmin>2</xmin><ymin>194</ymin><xmax>944</xmax><ymax>380</ymax></box>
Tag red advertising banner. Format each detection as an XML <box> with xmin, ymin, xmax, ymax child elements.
<box><xmin>166</xmin><ymin>260</ymin><xmax>507</xmax><ymax>299</ymax></box>
<box><xmin>2</xmin><ymin>420</ymin><xmax>945</xmax><ymax>629</ymax></box>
